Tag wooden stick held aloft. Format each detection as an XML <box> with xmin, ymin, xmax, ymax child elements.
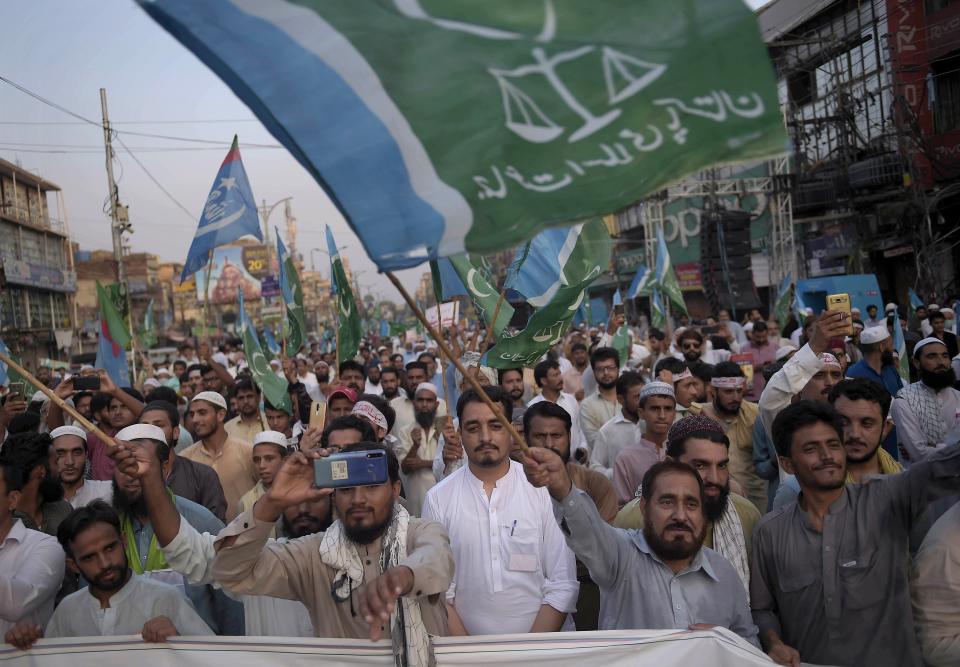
<box><xmin>385</xmin><ymin>271</ymin><xmax>528</xmax><ymax>452</ymax></box>
<box><xmin>0</xmin><ymin>351</ymin><xmax>117</xmax><ymax>447</ymax></box>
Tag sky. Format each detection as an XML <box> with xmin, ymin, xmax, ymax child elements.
<box><xmin>0</xmin><ymin>0</ymin><xmax>771</xmax><ymax>302</ymax></box>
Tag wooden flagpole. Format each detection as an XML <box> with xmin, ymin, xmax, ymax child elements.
<box><xmin>202</xmin><ymin>250</ymin><xmax>215</xmax><ymax>347</ymax></box>
<box><xmin>0</xmin><ymin>352</ymin><xmax>116</xmax><ymax>446</ymax></box>
<box><xmin>386</xmin><ymin>272</ymin><xmax>527</xmax><ymax>451</ymax></box>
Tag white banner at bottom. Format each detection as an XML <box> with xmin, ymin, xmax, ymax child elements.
<box><xmin>0</xmin><ymin>629</ymin><xmax>778</xmax><ymax>666</ymax></box>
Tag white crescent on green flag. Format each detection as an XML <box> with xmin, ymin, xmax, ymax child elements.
<box><xmin>487</xmin><ymin>218</ymin><xmax>612</xmax><ymax>368</ymax></box>
<box><xmin>326</xmin><ymin>226</ymin><xmax>363</xmax><ymax>364</ymax></box>
<box><xmin>140</xmin><ymin>0</ymin><xmax>786</xmax><ymax>272</ymax></box>
<box><xmin>447</xmin><ymin>253</ymin><xmax>515</xmax><ymax>337</ymax></box>
<box><xmin>239</xmin><ymin>288</ymin><xmax>292</xmax><ymax>414</ymax></box>
<box><xmin>276</xmin><ymin>227</ymin><xmax>307</xmax><ymax>354</ymax></box>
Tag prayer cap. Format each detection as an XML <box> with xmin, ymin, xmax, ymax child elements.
<box><xmin>193</xmin><ymin>391</ymin><xmax>228</xmax><ymax>411</ymax></box>
<box><xmin>914</xmin><ymin>337</ymin><xmax>947</xmax><ymax>358</ymax></box>
<box><xmin>254</xmin><ymin>430</ymin><xmax>287</xmax><ymax>447</ymax></box>
<box><xmin>859</xmin><ymin>326</ymin><xmax>890</xmax><ymax>345</ymax></box>
<box><xmin>50</xmin><ymin>425</ymin><xmax>86</xmax><ymax>442</ymax></box>
<box><xmin>116</xmin><ymin>423</ymin><xmax>167</xmax><ymax>444</ymax></box>
<box><xmin>667</xmin><ymin>414</ymin><xmax>725</xmax><ymax>447</ymax></box>
<box><xmin>640</xmin><ymin>381</ymin><xmax>675</xmax><ymax>400</ymax></box>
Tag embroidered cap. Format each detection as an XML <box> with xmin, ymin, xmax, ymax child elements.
<box><xmin>639</xmin><ymin>381</ymin><xmax>675</xmax><ymax>400</ymax></box>
<box><xmin>352</xmin><ymin>401</ymin><xmax>388</xmax><ymax>431</ymax></box>
<box><xmin>667</xmin><ymin>414</ymin><xmax>725</xmax><ymax>448</ymax></box>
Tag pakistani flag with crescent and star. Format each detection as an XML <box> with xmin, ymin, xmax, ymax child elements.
<box><xmin>142</xmin><ymin>1</ymin><xmax>785</xmax><ymax>273</ymax></box>
<box><xmin>326</xmin><ymin>226</ymin><xmax>363</xmax><ymax>364</ymax></box>
<box><xmin>239</xmin><ymin>287</ymin><xmax>292</xmax><ymax>414</ymax></box>
<box><xmin>276</xmin><ymin>228</ymin><xmax>307</xmax><ymax>355</ymax></box>
<box><xmin>181</xmin><ymin>136</ymin><xmax>262</xmax><ymax>281</ymax></box>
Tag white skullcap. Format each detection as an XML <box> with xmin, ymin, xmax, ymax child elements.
<box><xmin>804</xmin><ymin>307</ymin><xmax>814</xmax><ymax>315</ymax></box>
<box><xmin>640</xmin><ymin>381</ymin><xmax>675</xmax><ymax>400</ymax></box>
<box><xmin>50</xmin><ymin>425</ymin><xmax>87</xmax><ymax>442</ymax></box>
<box><xmin>928</xmin><ymin>304</ymin><xmax>940</xmax><ymax>311</ymax></box>
<box><xmin>155</xmin><ymin>367</ymin><xmax>172</xmax><ymax>377</ymax></box>
<box><xmin>942</xmin><ymin>308</ymin><xmax>955</xmax><ymax>317</ymax></box>
<box><xmin>253</xmin><ymin>430</ymin><xmax>287</xmax><ymax>447</ymax></box>
<box><xmin>80</xmin><ymin>364</ymin><xmax>95</xmax><ymax>372</ymax></box>
<box><xmin>851</xmin><ymin>307</ymin><xmax>861</xmax><ymax>314</ymax></box>
<box><xmin>31</xmin><ymin>391</ymin><xmax>48</xmax><ymax>403</ymax></box>
<box><xmin>269</xmin><ymin>359</ymin><xmax>281</xmax><ymax>368</ymax></box>
<box><xmin>914</xmin><ymin>337</ymin><xmax>947</xmax><ymax>358</ymax></box>
<box><xmin>775</xmin><ymin>345</ymin><xmax>797</xmax><ymax>361</ymax></box>
<box><xmin>743</xmin><ymin>322</ymin><xmax>754</xmax><ymax>333</ymax></box>
<box><xmin>116</xmin><ymin>423</ymin><xmax>167</xmax><ymax>443</ymax></box>
<box><xmin>212</xmin><ymin>352</ymin><xmax>230</xmax><ymax>367</ymax></box>
<box><xmin>415</xmin><ymin>382</ymin><xmax>438</xmax><ymax>397</ymax></box>
<box><xmin>192</xmin><ymin>391</ymin><xmax>227</xmax><ymax>410</ymax></box>
<box><xmin>859</xmin><ymin>326</ymin><xmax>890</xmax><ymax>345</ymax></box>
<box><xmin>143</xmin><ymin>378</ymin><xmax>161</xmax><ymax>388</ymax></box>
<box><xmin>885</xmin><ymin>302</ymin><xmax>897</xmax><ymax>312</ymax></box>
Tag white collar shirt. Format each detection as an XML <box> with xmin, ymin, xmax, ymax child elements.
<box><xmin>590</xmin><ymin>407</ymin><xmax>644</xmax><ymax>479</ymax></box>
<box><xmin>0</xmin><ymin>519</ymin><xmax>65</xmax><ymax>635</ymax></box>
<box><xmin>67</xmin><ymin>479</ymin><xmax>114</xmax><ymax>509</ymax></box>
<box><xmin>422</xmin><ymin>460</ymin><xmax>578</xmax><ymax>635</ymax></box>
<box><xmin>45</xmin><ymin>573</ymin><xmax>214</xmax><ymax>638</ymax></box>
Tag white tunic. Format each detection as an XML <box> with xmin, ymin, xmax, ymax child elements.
<box><xmin>422</xmin><ymin>460</ymin><xmax>578</xmax><ymax>635</ymax></box>
<box><xmin>45</xmin><ymin>573</ymin><xmax>213</xmax><ymax>637</ymax></box>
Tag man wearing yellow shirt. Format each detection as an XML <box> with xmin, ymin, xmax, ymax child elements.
<box><xmin>180</xmin><ymin>392</ymin><xmax>257</xmax><ymax>520</ymax></box>
<box><xmin>224</xmin><ymin>379</ymin><xmax>268</xmax><ymax>444</ymax></box>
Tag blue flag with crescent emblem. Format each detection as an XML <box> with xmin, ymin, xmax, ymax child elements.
<box><xmin>181</xmin><ymin>136</ymin><xmax>262</xmax><ymax>281</ymax></box>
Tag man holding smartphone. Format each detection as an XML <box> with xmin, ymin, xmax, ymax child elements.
<box><xmin>212</xmin><ymin>443</ymin><xmax>454</xmax><ymax>664</ymax></box>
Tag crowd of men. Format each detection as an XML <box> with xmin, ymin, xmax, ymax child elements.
<box><xmin>0</xmin><ymin>298</ymin><xmax>958</xmax><ymax>667</ymax></box>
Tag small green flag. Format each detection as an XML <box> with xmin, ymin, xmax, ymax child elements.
<box><xmin>650</xmin><ymin>288</ymin><xmax>666</xmax><ymax>330</ymax></box>
<box><xmin>326</xmin><ymin>226</ymin><xmax>363</xmax><ymax>364</ymax></box>
<box><xmin>654</xmin><ymin>230</ymin><xmax>687</xmax><ymax>315</ymax></box>
<box><xmin>276</xmin><ymin>229</ymin><xmax>307</xmax><ymax>355</ymax></box>
<box><xmin>139</xmin><ymin>299</ymin><xmax>158</xmax><ymax>349</ymax></box>
<box><xmin>773</xmin><ymin>274</ymin><xmax>793</xmax><ymax>327</ymax></box>
<box><xmin>96</xmin><ymin>281</ymin><xmax>131</xmax><ymax>348</ymax></box>
<box><xmin>448</xmin><ymin>253</ymin><xmax>514</xmax><ymax>337</ymax></box>
<box><xmin>429</xmin><ymin>260</ymin><xmax>444</xmax><ymax>306</ymax></box>
<box><xmin>239</xmin><ymin>288</ymin><xmax>291</xmax><ymax>414</ymax></box>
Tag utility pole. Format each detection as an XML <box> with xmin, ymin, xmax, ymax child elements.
<box><xmin>100</xmin><ymin>88</ymin><xmax>137</xmax><ymax>379</ymax></box>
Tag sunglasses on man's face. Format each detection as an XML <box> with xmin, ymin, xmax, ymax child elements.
<box><xmin>682</xmin><ymin>342</ymin><xmax>700</xmax><ymax>350</ymax></box>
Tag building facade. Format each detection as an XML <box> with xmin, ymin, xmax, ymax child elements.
<box><xmin>0</xmin><ymin>158</ymin><xmax>76</xmax><ymax>369</ymax></box>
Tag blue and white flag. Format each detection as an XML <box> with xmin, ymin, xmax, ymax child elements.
<box><xmin>262</xmin><ymin>327</ymin><xmax>281</xmax><ymax>356</ymax></box>
<box><xmin>612</xmin><ymin>288</ymin><xmax>623</xmax><ymax>308</ymax></box>
<box><xmin>511</xmin><ymin>221</ymin><xmax>612</xmax><ymax>308</ymax></box>
<box><xmin>181</xmin><ymin>136</ymin><xmax>262</xmax><ymax>281</ymax></box>
<box><xmin>627</xmin><ymin>263</ymin><xmax>653</xmax><ymax>299</ymax></box>
<box><xmin>0</xmin><ymin>337</ymin><xmax>10</xmax><ymax>386</ymax></box>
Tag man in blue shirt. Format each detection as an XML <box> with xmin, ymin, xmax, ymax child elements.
<box><xmin>847</xmin><ymin>325</ymin><xmax>903</xmax><ymax>458</ymax></box>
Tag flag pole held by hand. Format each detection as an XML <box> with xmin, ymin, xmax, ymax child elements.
<box><xmin>386</xmin><ymin>271</ymin><xmax>528</xmax><ymax>452</ymax></box>
<box><xmin>0</xmin><ymin>351</ymin><xmax>116</xmax><ymax>446</ymax></box>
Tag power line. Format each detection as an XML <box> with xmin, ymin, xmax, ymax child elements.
<box><xmin>112</xmin><ymin>134</ymin><xmax>197</xmax><ymax>222</ymax></box>
<box><xmin>0</xmin><ymin>75</ymin><xmax>280</xmax><ymax>148</ymax></box>
<box><xmin>0</xmin><ymin>119</ymin><xmax>260</xmax><ymax>126</ymax></box>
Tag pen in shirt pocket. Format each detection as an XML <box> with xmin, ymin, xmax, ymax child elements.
<box><xmin>510</xmin><ymin>520</ymin><xmax>517</xmax><ymax>536</ymax></box>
